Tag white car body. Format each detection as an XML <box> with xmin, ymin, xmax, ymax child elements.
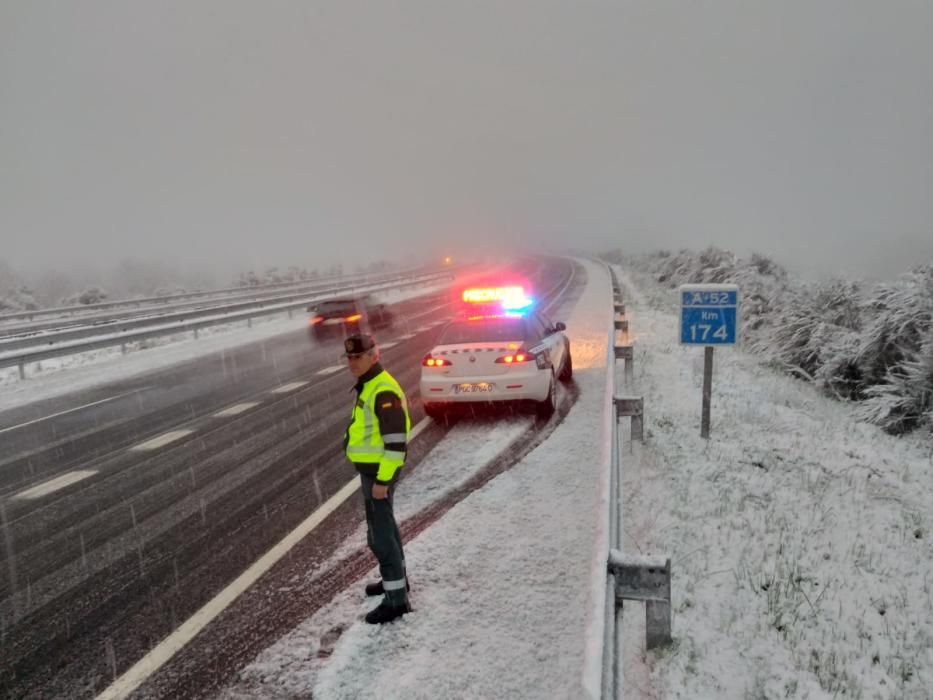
<box><xmin>420</xmin><ymin>310</ymin><xmax>571</xmax><ymax>416</ymax></box>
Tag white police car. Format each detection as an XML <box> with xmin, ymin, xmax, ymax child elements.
<box><xmin>420</xmin><ymin>286</ymin><xmax>572</xmax><ymax>419</ymax></box>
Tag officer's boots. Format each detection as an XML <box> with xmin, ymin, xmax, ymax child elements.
<box><xmin>364</xmin><ymin>578</ymin><xmax>411</xmax><ymax>597</ymax></box>
<box><xmin>365</xmin><ymin>599</ymin><xmax>412</xmax><ymax>625</ymax></box>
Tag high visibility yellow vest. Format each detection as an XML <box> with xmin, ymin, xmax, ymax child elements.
<box><xmin>346</xmin><ymin>370</ymin><xmax>410</xmax><ymax>480</ymax></box>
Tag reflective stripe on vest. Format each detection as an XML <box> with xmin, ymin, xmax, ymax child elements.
<box><xmin>346</xmin><ymin>372</ymin><xmax>410</xmax><ymax>462</ymax></box>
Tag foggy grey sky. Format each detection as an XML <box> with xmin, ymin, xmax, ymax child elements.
<box><xmin>2</xmin><ymin>1</ymin><xmax>933</xmax><ymax>279</ymax></box>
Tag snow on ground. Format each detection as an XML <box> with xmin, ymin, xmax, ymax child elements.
<box><xmin>220</xmin><ymin>256</ymin><xmax>933</xmax><ymax>700</ymax></box>
<box><xmin>615</xmin><ymin>265</ymin><xmax>933</xmax><ymax>700</ymax></box>
<box><xmin>219</xmin><ymin>258</ymin><xmax>614</xmax><ymax>700</ymax></box>
<box><xmin>0</xmin><ymin>281</ymin><xmax>450</xmax><ymax>413</ymax></box>
<box><xmin>16</xmin><ymin>253</ymin><xmax>927</xmax><ymax>698</ymax></box>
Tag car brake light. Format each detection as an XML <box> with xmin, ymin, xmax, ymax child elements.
<box><xmin>422</xmin><ymin>355</ymin><xmax>452</xmax><ymax>367</ymax></box>
<box><xmin>309</xmin><ymin>315</ymin><xmax>323</xmax><ymax>324</ymax></box>
<box><xmin>345</xmin><ymin>314</ymin><xmax>362</xmax><ymax>322</ymax></box>
<box><xmin>495</xmin><ymin>352</ymin><xmax>532</xmax><ymax>364</ymax></box>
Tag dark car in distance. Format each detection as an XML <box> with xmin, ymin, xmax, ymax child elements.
<box><xmin>307</xmin><ymin>295</ymin><xmax>395</xmax><ymax>340</ymax></box>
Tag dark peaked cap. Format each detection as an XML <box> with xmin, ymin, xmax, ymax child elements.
<box><xmin>343</xmin><ymin>334</ymin><xmax>376</xmax><ymax>356</ymax></box>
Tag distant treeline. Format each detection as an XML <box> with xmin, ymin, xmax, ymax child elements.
<box><xmin>0</xmin><ymin>257</ymin><xmax>400</xmax><ymax>312</ymax></box>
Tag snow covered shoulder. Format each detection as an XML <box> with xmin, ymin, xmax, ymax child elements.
<box><xmin>222</xmin><ymin>258</ymin><xmax>615</xmax><ymax>700</ymax></box>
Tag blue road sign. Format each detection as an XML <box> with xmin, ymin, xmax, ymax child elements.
<box><xmin>679</xmin><ymin>284</ymin><xmax>739</xmax><ymax>345</ymax></box>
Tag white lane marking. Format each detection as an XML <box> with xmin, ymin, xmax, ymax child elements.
<box><xmin>396</xmin><ymin>333</ymin><xmax>415</xmax><ymax>341</ymax></box>
<box><xmin>409</xmin><ymin>416</ymin><xmax>430</xmax><ymax>441</ymax></box>
<box><xmin>212</xmin><ymin>403</ymin><xmax>258</xmax><ymax>418</ymax></box>
<box><xmin>414</xmin><ymin>326</ymin><xmax>432</xmax><ymax>332</ymax></box>
<box><xmin>12</xmin><ymin>470</ymin><xmax>98</xmax><ymax>500</ymax></box>
<box><xmin>379</xmin><ymin>341</ymin><xmax>398</xmax><ymax>350</ymax></box>
<box><xmin>94</xmin><ymin>479</ymin><xmax>358</xmax><ymax>699</ymax></box>
<box><xmin>130</xmin><ymin>430</ymin><xmax>194</xmax><ymax>451</ymax></box>
<box><xmin>315</xmin><ymin>365</ymin><xmax>343</xmax><ymax>376</ymax></box>
<box><xmin>96</xmin><ymin>416</ymin><xmax>431</xmax><ymax>700</ymax></box>
<box><xmin>0</xmin><ymin>389</ymin><xmax>146</xmax><ymax>436</ymax></box>
<box><xmin>271</xmin><ymin>381</ymin><xmax>308</xmax><ymax>394</ymax></box>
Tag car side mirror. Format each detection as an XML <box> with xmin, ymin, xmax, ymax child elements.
<box><xmin>554</xmin><ymin>321</ymin><xmax>566</xmax><ymax>332</ymax></box>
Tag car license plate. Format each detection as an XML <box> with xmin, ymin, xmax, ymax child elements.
<box><xmin>454</xmin><ymin>382</ymin><xmax>495</xmax><ymax>394</ymax></box>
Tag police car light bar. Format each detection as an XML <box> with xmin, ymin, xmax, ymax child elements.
<box><xmin>462</xmin><ymin>286</ymin><xmax>533</xmax><ymax>312</ymax></box>
<box><xmin>462</xmin><ymin>286</ymin><xmax>525</xmax><ymax>303</ymax></box>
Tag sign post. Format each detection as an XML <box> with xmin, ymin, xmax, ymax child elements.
<box><xmin>679</xmin><ymin>284</ymin><xmax>739</xmax><ymax>438</ymax></box>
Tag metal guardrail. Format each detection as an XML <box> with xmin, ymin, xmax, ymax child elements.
<box><xmin>0</xmin><ymin>272</ymin><xmax>452</xmax><ymax>380</ymax></box>
<box><xmin>0</xmin><ymin>265</ymin><xmax>441</xmax><ymax>324</ymax></box>
<box><xmin>601</xmin><ymin>263</ymin><xmax>671</xmax><ymax>699</ymax></box>
<box><xmin>0</xmin><ymin>275</ymin><xmax>387</xmax><ymax>338</ymax></box>
<box><xmin>0</xmin><ymin>270</ymin><xmax>448</xmax><ymax>353</ymax></box>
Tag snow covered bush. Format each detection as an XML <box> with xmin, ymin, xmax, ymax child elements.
<box><xmin>855</xmin><ymin>264</ymin><xmax>933</xmax><ymax>433</ymax></box>
<box><xmin>0</xmin><ymin>285</ymin><xmax>39</xmax><ymax>312</ymax></box>
<box><xmin>757</xmin><ymin>279</ymin><xmax>865</xmax><ymax>398</ymax></box>
<box><xmin>236</xmin><ymin>271</ymin><xmax>261</xmax><ymax>287</ymax></box>
<box><xmin>152</xmin><ymin>286</ymin><xmax>187</xmax><ymax>298</ymax></box>
<box><xmin>64</xmin><ymin>286</ymin><xmax>108</xmax><ymax>305</ymax></box>
<box><xmin>606</xmin><ymin>248</ymin><xmax>933</xmax><ymax>434</ymax></box>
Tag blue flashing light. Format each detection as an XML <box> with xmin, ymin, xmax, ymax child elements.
<box><xmin>501</xmin><ymin>296</ymin><xmax>534</xmax><ymax>312</ymax></box>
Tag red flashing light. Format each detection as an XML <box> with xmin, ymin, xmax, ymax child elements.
<box><xmin>462</xmin><ymin>286</ymin><xmax>526</xmax><ymax>304</ymax></box>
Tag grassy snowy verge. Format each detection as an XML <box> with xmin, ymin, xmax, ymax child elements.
<box><xmin>616</xmin><ymin>264</ymin><xmax>933</xmax><ymax>699</ymax></box>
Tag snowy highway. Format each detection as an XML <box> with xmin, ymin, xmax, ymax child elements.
<box><xmin>0</xmin><ymin>257</ymin><xmax>584</xmax><ymax>699</ymax></box>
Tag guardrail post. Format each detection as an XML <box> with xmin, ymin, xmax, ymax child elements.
<box><xmin>614</xmin><ymin>344</ymin><xmax>634</xmax><ymax>386</ymax></box>
<box><xmin>608</xmin><ymin>551</ymin><xmax>672</xmax><ymax>650</ymax></box>
<box><xmin>247</xmin><ymin>317</ymin><xmax>252</xmax><ymax>328</ymax></box>
<box><xmin>614</xmin><ymin>317</ymin><xmax>628</xmax><ymax>333</ymax></box>
<box><xmin>121</xmin><ymin>342</ymin><xmax>127</xmax><ymax>354</ymax></box>
<box><xmin>193</xmin><ymin>328</ymin><xmax>199</xmax><ymax>340</ymax></box>
<box><xmin>614</xmin><ymin>302</ymin><xmax>625</xmax><ymax>315</ymax></box>
<box><xmin>613</xmin><ymin>395</ymin><xmax>643</xmax><ymax>441</ymax></box>
<box><xmin>18</xmin><ymin>361</ymin><xmax>25</xmax><ymax>380</ymax></box>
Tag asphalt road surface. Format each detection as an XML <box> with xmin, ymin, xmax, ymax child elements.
<box><xmin>0</xmin><ymin>256</ymin><xmax>585</xmax><ymax>699</ymax></box>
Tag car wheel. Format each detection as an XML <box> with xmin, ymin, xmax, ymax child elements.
<box><xmin>424</xmin><ymin>403</ymin><xmax>445</xmax><ymax>420</ymax></box>
<box><xmin>558</xmin><ymin>349</ymin><xmax>573</xmax><ymax>382</ymax></box>
<box><xmin>535</xmin><ymin>372</ymin><xmax>557</xmax><ymax>419</ymax></box>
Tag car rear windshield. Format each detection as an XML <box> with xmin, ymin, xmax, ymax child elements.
<box><xmin>438</xmin><ymin>318</ymin><xmax>526</xmax><ymax>344</ymax></box>
<box><xmin>316</xmin><ymin>300</ymin><xmax>357</xmax><ymax>313</ymax></box>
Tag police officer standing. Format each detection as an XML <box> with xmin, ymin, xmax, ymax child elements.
<box><xmin>342</xmin><ymin>333</ymin><xmax>412</xmax><ymax>624</ymax></box>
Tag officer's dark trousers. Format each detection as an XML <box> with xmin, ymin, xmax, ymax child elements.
<box><xmin>359</xmin><ymin>473</ymin><xmax>408</xmax><ymax>607</ymax></box>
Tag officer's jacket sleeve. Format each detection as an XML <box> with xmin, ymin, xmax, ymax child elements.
<box><xmin>374</xmin><ymin>390</ymin><xmax>407</xmax><ymax>483</ymax></box>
